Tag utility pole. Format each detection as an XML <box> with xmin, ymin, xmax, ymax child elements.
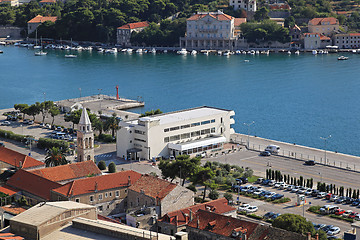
<box><xmin>243</xmin><ymin>121</ymin><xmax>255</xmax><ymax>149</ymax></box>
<box><xmin>320</xmin><ymin>135</ymin><xmax>331</xmax><ymax>164</ymax></box>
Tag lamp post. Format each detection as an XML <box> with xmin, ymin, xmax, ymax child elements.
<box><xmin>243</xmin><ymin>121</ymin><xmax>255</xmax><ymax>149</ymax></box>
<box><xmin>43</xmin><ymin>92</ymin><xmax>46</xmax><ymax>102</ymax></box>
<box><xmin>320</xmin><ymin>135</ymin><xmax>331</xmax><ymax>164</ymax></box>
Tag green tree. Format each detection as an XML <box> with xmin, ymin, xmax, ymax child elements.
<box><xmin>97</xmin><ymin>160</ymin><xmax>106</xmax><ymax>170</ymax></box>
<box><xmin>27</xmin><ymin>102</ymin><xmax>41</xmax><ymax>121</ymax></box>
<box><xmin>40</xmin><ymin>101</ymin><xmax>54</xmax><ymax>123</ymax></box>
<box><xmin>108</xmin><ymin>162</ymin><xmax>116</xmax><ymax>173</ymax></box>
<box><xmin>224</xmin><ymin>192</ymin><xmax>233</xmax><ymax>202</ymax></box>
<box><xmin>208</xmin><ymin>189</ymin><xmax>219</xmax><ymax>200</ymax></box>
<box><xmin>192</xmin><ymin>167</ymin><xmax>215</xmax><ymax>201</ymax></box>
<box><xmin>49</xmin><ymin>106</ymin><xmax>60</xmax><ymax>125</ymax></box>
<box><xmin>254</xmin><ymin>7</ymin><xmax>269</xmax><ymax>21</ymax></box>
<box><xmin>14</xmin><ymin>103</ymin><xmax>29</xmax><ymax>119</ymax></box>
<box><xmin>272</xmin><ymin>213</ymin><xmax>315</xmax><ymax>236</ymax></box>
<box><xmin>139</xmin><ymin>109</ymin><xmax>163</xmax><ymax>117</ymax></box>
<box><xmin>44</xmin><ymin>147</ymin><xmax>69</xmax><ymax>167</ymax></box>
<box><xmin>104</xmin><ymin>113</ymin><xmax>119</xmax><ymax>137</ymax></box>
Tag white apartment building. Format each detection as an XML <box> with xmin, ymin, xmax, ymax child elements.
<box><xmin>333</xmin><ymin>33</ymin><xmax>360</xmax><ymax>49</ymax></box>
<box><xmin>230</xmin><ymin>0</ymin><xmax>257</xmax><ymax>12</ymax></box>
<box><xmin>116</xmin><ymin>106</ymin><xmax>235</xmax><ymax>160</ymax></box>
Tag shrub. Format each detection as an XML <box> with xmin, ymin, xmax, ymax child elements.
<box><xmin>108</xmin><ymin>162</ymin><xmax>116</xmax><ymax>173</ymax></box>
<box><xmin>97</xmin><ymin>161</ymin><xmax>106</xmax><ymax>170</ymax></box>
<box><xmin>195</xmin><ymin>196</ymin><xmax>205</xmax><ymax>203</ymax></box>
<box><xmin>96</xmin><ymin>134</ymin><xmax>115</xmax><ymax>143</ymax></box>
<box><xmin>248</xmin><ymin>214</ymin><xmax>263</xmax><ymax>220</ymax></box>
<box><xmin>0</xmin><ymin>129</ymin><xmax>29</xmax><ymax>143</ymax></box>
<box><xmin>187</xmin><ymin>184</ymin><xmax>197</xmax><ymax>193</ymax></box>
<box><xmin>214</xmin><ymin>176</ymin><xmax>224</xmax><ymax>184</ymax></box>
<box><xmin>272</xmin><ymin>197</ymin><xmax>291</xmax><ymax>204</ymax></box>
<box><xmin>208</xmin><ymin>190</ymin><xmax>219</xmax><ymax>200</ymax></box>
<box><xmin>224</xmin><ymin>192</ymin><xmax>233</xmax><ymax>202</ymax></box>
<box><xmin>308</xmin><ymin>206</ymin><xmax>321</xmax><ymax>214</ymax></box>
<box><xmin>37</xmin><ymin>138</ymin><xmax>69</xmax><ymax>150</ymax></box>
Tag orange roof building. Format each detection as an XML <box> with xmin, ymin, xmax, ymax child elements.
<box><xmin>308</xmin><ymin>17</ymin><xmax>339</xmax><ymax>36</ymax></box>
<box><xmin>0</xmin><ymin>146</ymin><xmax>45</xmax><ymax>170</ymax></box>
<box><xmin>116</xmin><ymin>21</ymin><xmax>149</xmax><ymax>47</ymax></box>
<box><xmin>117</xmin><ymin>21</ymin><xmax>149</xmax><ymax>30</ymax></box>
<box><xmin>51</xmin><ymin>170</ymin><xmax>142</xmax><ymax>215</ymax></box>
<box><xmin>158</xmin><ymin>198</ymin><xmax>236</xmax><ymax>235</ymax></box>
<box><xmin>127</xmin><ymin>174</ymin><xmax>194</xmax><ymax>217</ymax></box>
<box><xmin>29</xmin><ymin>161</ymin><xmax>102</xmax><ymax>184</ymax></box>
<box><xmin>27</xmin><ymin>15</ymin><xmax>58</xmax><ymax>35</ymax></box>
<box><xmin>39</xmin><ymin>0</ymin><xmax>56</xmax><ymax>5</ymax></box>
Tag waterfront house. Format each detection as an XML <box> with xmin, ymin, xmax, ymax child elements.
<box><xmin>27</xmin><ymin>15</ymin><xmax>57</xmax><ymax>35</ymax></box>
<box><xmin>308</xmin><ymin>17</ymin><xmax>339</xmax><ymax>36</ymax></box>
<box><xmin>158</xmin><ymin>198</ymin><xmax>236</xmax><ymax>235</ymax></box>
<box><xmin>333</xmin><ymin>33</ymin><xmax>360</xmax><ymax>49</ymax></box>
<box><xmin>186</xmin><ymin>209</ymin><xmax>311</xmax><ymax>240</ymax></box>
<box><xmin>304</xmin><ymin>33</ymin><xmax>331</xmax><ymax>49</ymax></box>
<box><xmin>127</xmin><ymin>174</ymin><xmax>194</xmax><ymax>218</ymax></box>
<box><xmin>116</xmin><ymin>21</ymin><xmax>149</xmax><ymax>47</ymax></box>
<box><xmin>0</xmin><ymin>146</ymin><xmax>45</xmax><ymax>171</ymax></box>
<box><xmin>29</xmin><ymin>161</ymin><xmax>102</xmax><ymax>184</ymax></box>
<box><xmin>39</xmin><ymin>0</ymin><xmax>56</xmax><ymax>6</ymax></box>
<box><xmin>50</xmin><ymin>170</ymin><xmax>142</xmax><ymax>216</ymax></box>
<box><xmin>229</xmin><ymin>0</ymin><xmax>257</xmax><ymax>12</ymax></box>
<box><xmin>116</xmin><ymin>106</ymin><xmax>235</xmax><ymax>160</ymax></box>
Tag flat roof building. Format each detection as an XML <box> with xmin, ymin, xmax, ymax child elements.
<box><xmin>116</xmin><ymin>106</ymin><xmax>235</xmax><ymax>160</ymax></box>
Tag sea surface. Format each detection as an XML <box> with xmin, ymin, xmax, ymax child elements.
<box><xmin>0</xmin><ymin>46</ymin><xmax>359</xmax><ymax>156</ymax></box>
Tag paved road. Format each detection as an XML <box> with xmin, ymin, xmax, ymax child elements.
<box><xmin>232</xmin><ymin>133</ymin><xmax>360</xmax><ymax>172</ymax></box>
<box><xmin>205</xmin><ymin>149</ymin><xmax>360</xmax><ymax>190</ymax></box>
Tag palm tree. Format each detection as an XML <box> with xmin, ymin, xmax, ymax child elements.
<box><xmin>45</xmin><ymin>147</ymin><xmax>69</xmax><ymax>167</ymax></box>
<box><xmin>104</xmin><ymin>113</ymin><xmax>120</xmax><ymax>137</ymax></box>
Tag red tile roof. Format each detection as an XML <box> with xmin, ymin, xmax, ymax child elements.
<box><xmin>29</xmin><ymin>161</ymin><xmax>101</xmax><ymax>183</ymax></box>
<box><xmin>52</xmin><ymin>170</ymin><xmax>142</xmax><ymax>197</ymax></box>
<box><xmin>117</xmin><ymin>21</ymin><xmax>149</xmax><ymax>30</ymax></box>
<box><xmin>6</xmin><ymin>169</ymin><xmax>61</xmax><ymax>200</ymax></box>
<box><xmin>0</xmin><ymin>185</ymin><xmax>18</xmax><ymax>196</ymax></box>
<box><xmin>349</xmin><ymin>33</ymin><xmax>360</xmax><ymax>36</ymax></box>
<box><xmin>159</xmin><ymin>198</ymin><xmax>236</xmax><ymax>226</ymax></box>
<box><xmin>128</xmin><ymin>174</ymin><xmax>176</xmax><ymax>200</ymax></box>
<box><xmin>0</xmin><ymin>147</ymin><xmax>45</xmax><ymax>169</ymax></box>
<box><xmin>97</xmin><ymin>214</ymin><xmax>122</xmax><ymax>224</ymax></box>
<box><xmin>308</xmin><ymin>17</ymin><xmax>338</xmax><ymax>26</ymax></box>
<box><xmin>188</xmin><ymin>12</ymin><xmax>234</xmax><ymax>21</ymax></box>
<box><xmin>234</xmin><ymin>18</ymin><xmax>246</xmax><ymax>27</ymax></box>
<box><xmin>39</xmin><ymin>0</ymin><xmax>56</xmax><ymax>2</ymax></box>
<box><xmin>27</xmin><ymin>15</ymin><xmax>57</xmax><ymax>23</ymax></box>
<box><xmin>1</xmin><ymin>206</ymin><xmax>26</xmax><ymax>215</ymax></box>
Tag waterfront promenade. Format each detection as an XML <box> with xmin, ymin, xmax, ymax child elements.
<box><xmin>231</xmin><ymin>133</ymin><xmax>360</xmax><ymax>172</ymax></box>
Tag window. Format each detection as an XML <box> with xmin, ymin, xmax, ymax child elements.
<box><xmin>211</xmin><ymin>119</ymin><xmax>215</xmax><ymax>123</ymax></box>
<box><xmin>99</xmin><ymin>194</ymin><xmax>103</xmax><ymax>201</ymax></box>
<box><xmin>98</xmin><ymin>206</ymin><xmax>103</xmax><ymax>212</ymax></box>
<box><xmin>164</xmin><ymin>137</ymin><xmax>170</xmax><ymax>143</ymax></box>
<box><xmin>135</xmin><ymin>130</ymin><xmax>145</xmax><ymax>135</ymax></box>
<box><xmin>75</xmin><ymin>198</ymin><xmax>80</xmax><ymax>203</ymax></box>
<box><xmin>221</xmin><ymin>117</ymin><xmax>223</xmax><ymax>123</ymax></box>
<box><xmin>134</xmin><ymin>138</ymin><xmax>146</xmax><ymax>143</ymax></box>
<box><xmin>211</xmin><ymin>127</ymin><xmax>215</xmax><ymax>133</ymax></box>
<box><xmin>170</xmin><ymin>126</ymin><xmax>179</xmax><ymax>131</ymax></box>
<box><xmin>105</xmin><ymin>193</ymin><xmax>108</xmax><ymax>198</ymax></box>
<box><xmin>115</xmin><ymin>191</ymin><xmax>120</xmax><ymax>197</ymax></box>
<box><xmin>181</xmin><ymin>133</ymin><xmax>190</xmax><ymax>139</ymax></box>
<box><xmin>181</xmin><ymin>124</ymin><xmax>190</xmax><ymax>129</ymax></box>
<box><xmin>170</xmin><ymin>135</ymin><xmax>180</xmax><ymax>141</ymax></box>
<box><xmin>164</xmin><ymin>128</ymin><xmax>169</xmax><ymax>132</ymax></box>
<box><xmin>109</xmin><ymin>192</ymin><xmax>112</xmax><ymax>197</ymax></box>
<box><xmin>191</xmin><ymin>122</ymin><xmax>200</xmax><ymax>127</ymax></box>
<box><xmin>90</xmin><ymin>196</ymin><xmax>94</xmax><ymax>202</ymax></box>
<box><xmin>201</xmin><ymin>120</ymin><xmax>210</xmax><ymax>125</ymax></box>
<box><xmin>191</xmin><ymin>131</ymin><xmax>200</xmax><ymax>137</ymax></box>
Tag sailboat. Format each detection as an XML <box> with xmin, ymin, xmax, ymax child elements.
<box><xmin>65</xmin><ymin>38</ymin><xmax>77</xmax><ymax>58</ymax></box>
<box><xmin>34</xmin><ymin>29</ymin><xmax>41</xmax><ymax>49</ymax></box>
<box><xmin>34</xmin><ymin>37</ymin><xmax>47</xmax><ymax>56</ymax></box>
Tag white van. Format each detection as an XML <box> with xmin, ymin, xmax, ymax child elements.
<box><xmin>265</xmin><ymin>145</ymin><xmax>280</xmax><ymax>154</ymax></box>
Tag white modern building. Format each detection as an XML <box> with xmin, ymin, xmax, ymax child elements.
<box><xmin>116</xmin><ymin>106</ymin><xmax>235</xmax><ymax>160</ymax></box>
<box><xmin>230</xmin><ymin>0</ymin><xmax>257</xmax><ymax>12</ymax></box>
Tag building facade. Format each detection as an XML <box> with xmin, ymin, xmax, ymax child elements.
<box><xmin>230</xmin><ymin>0</ymin><xmax>257</xmax><ymax>12</ymax></box>
<box><xmin>304</xmin><ymin>33</ymin><xmax>331</xmax><ymax>49</ymax></box>
<box><xmin>308</xmin><ymin>17</ymin><xmax>339</xmax><ymax>36</ymax></box>
<box><xmin>180</xmin><ymin>11</ymin><xmax>244</xmax><ymax>50</ymax></box>
<box><xmin>333</xmin><ymin>33</ymin><xmax>360</xmax><ymax>49</ymax></box>
<box><xmin>116</xmin><ymin>21</ymin><xmax>149</xmax><ymax>47</ymax></box>
<box><xmin>77</xmin><ymin>108</ymin><xmax>94</xmax><ymax>162</ymax></box>
<box><xmin>116</xmin><ymin>106</ymin><xmax>235</xmax><ymax>160</ymax></box>
<box><xmin>27</xmin><ymin>15</ymin><xmax>57</xmax><ymax>35</ymax></box>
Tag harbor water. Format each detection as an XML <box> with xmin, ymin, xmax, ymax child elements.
<box><xmin>0</xmin><ymin>46</ymin><xmax>359</xmax><ymax>156</ymax></box>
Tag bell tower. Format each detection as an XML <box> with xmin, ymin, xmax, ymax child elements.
<box><xmin>77</xmin><ymin>107</ymin><xmax>94</xmax><ymax>162</ymax></box>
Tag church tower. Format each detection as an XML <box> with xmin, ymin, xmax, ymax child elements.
<box><xmin>77</xmin><ymin>107</ymin><xmax>95</xmax><ymax>162</ymax></box>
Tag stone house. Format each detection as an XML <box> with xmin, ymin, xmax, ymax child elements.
<box><xmin>127</xmin><ymin>174</ymin><xmax>194</xmax><ymax>218</ymax></box>
<box><xmin>0</xmin><ymin>146</ymin><xmax>45</xmax><ymax>171</ymax></box>
<box><xmin>308</xmin><ymin>17</ymin><xmax>339</xmax><ymax>37</ymax></box>
<box><xmin>50</xmin><ymin>170</ymin><xmax>142</xmax><ymax>216</ymax></box>
<box><xmin>116</xmin><ymin>21</ymin><xmax>149</xmax><ymax>47</ymax></box>
<box><xmin>304</xmin><ymin>33</ymin><xmax>331</xmax><ymax>49</ymax></box>
<box><xmin>229</xmin><ymin>0</ymin><xmax>257</xmax><ymax>12</ymax></box>
<box><xmin>158</xmin><ymin>198</ymin><xmax>236</xmax><ymax>236</ymax></box>
<box><xmin>27</xmin><ymin>15</ymin><xmax>57</xmax><ymax>35</ymax></box>
<box><xmin>333</xmin><ymin>33</ymin><xmax>360</xmax><ymax>49</ymax></box>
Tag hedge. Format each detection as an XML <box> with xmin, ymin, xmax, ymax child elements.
<box><xmin>37</xmin><ymin>138</ymin><xmax>69</xmax><ymax>150</ymax></box>
<box><xmin>0</xmin><ymin>129</ymin><xmax>30</xmax><ymax>143</ymax></box>
<box><xmin>96</xmin><ymin>134</ymin><xmax>116</xmax><ymax>143</ymax></box>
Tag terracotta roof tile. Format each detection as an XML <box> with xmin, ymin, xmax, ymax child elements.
<box><xmin>28</xmin><ymin>15</ymin><xmax>57</xmax><ymax>23</ymax></box>
<box><xmin>128</xmin><ymin>174</ymin><xmax>176</xmax><ymax>200</ymax></box>
<box><xmin>6</xmin><ymin>169</ymin><xmax>61</xmax><ymax>200</ymax></box>
<box><xmin>234</xmin><ymin>18</ymin><xmax>246</xmax><ymax>26</ymax></box>
<box><xmin>117</xmin><ymin>21</ymin><xmax>149</xmax><ymax>30</ymax></box>
<box><xmin>349</xmin><ymin>33</ymin><xmax>360</xmax><ymax>36</ymax></box>
<box><xmin>160</xmin><ymin>198</ymin><xmax>236</xmax><ymax>226</ymax></box>
<box><xmin>52</xmin><ymin>170</ymin><xmax>142</xmax><ymax>197</ymax></box>
<box><xmin>1</xmin><ymin>206</ymin><xmax>26</xmax><ymax>215</ymax></box>
<box><xmin>97</xmin><ymin>214</ymin><xmax>122</xmax><ymax>224</ymax></box>
<box><xmin>0</xmin><ymin>185</ymin><xmax>18</xmax><ymax>196</ymax></box>
<box><xmin>39</xmin><ymin>0</ymin><xmax>56</xmax><ymax>2</ymax></box>
<box><xmin>308</xmin><ymin>17</ymin><xmax>338</xmax><ymax>26</ymax></box>
<box><xmin>0</xmin><ymin>147</ymin><xmax>45</xmax><ymax>169</ymax></box>
<box><xmin>188</xmin><ymin>12</ymin><xmax>234</xmax><ymax>21</ymax></box>
<box><xmin>29</xmin><ymin>161</ymin><xmax>101</xmax><ymax>183</ymax></box>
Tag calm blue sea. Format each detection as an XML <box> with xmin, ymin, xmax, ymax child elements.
<box><xmin>0</xmin><ymin>46</ymin><xmax>359</xmax><ymax>156</ymax></box>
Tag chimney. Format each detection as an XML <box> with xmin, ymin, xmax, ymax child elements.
<box><xmin>307</xmin><ymin>232</ymin><xmax>311</xmax><ymax>240</ymax></box>
<box><xmin>128</xmin><ymin>176</ymin><xmax>131</xmax><ymax>186</ymax></box>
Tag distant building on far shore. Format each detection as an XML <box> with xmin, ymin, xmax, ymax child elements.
<box><xmin>39</xmin><ymin>0</ymin><xmax>56</xmax><ymax>6</ymax></box>
<box><xmin>116</xmin><ymin>21</ymin><xmax>149</xmax><ymax>47</ymax></box>
<box><xmin>229</xmin><ymin>0</ymin><xmax>257</xmax><ymax>12</ymax></box>
<box><xmin>27</xmin><ymin>15</ymin><xmax>57</xmax><ymax>35</ymax></box>
<box><xmin>0</xmin><ymin>0</ymin><xmax>19</xmax><ymax>7</ymax></box>
<box><xmin>333</xmin><ymin>33</ymin><xmax>360</xmax><ymax>49</ymax></box>
<box><xmin>308</xmin><ymin>17</ymin><xmax>339</xmax><ymax>36</ymax></box>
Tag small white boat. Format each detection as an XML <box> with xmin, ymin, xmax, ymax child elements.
<box><xmin>191</xmin><ymin>50</ymin><xmax>197</xmax><ymax>55</ymax></box>
<box><xmin>151</xmin><ymin>48</ymin><xmax>156</xmax><ymax>54</ymax></box>
<box><xmin>295</xmin><ymin>50</ymin><xmax>300</xmax><ymax>55</ymax></box>
<box><xmin>312</xmin><ymin>50</ymin><xmax>317</xmax><ymax>55</ymax></box>
<box><xmin>75</xmin><ymin>46</ymin><xmax>83</xmax><ymax>51</ymax></box>
<box><xmin>126</xmin><ymin>48</ymin><xmax>133</xmax><ymax>53</ymax></box>
<box><xmin>318</xmin><ymin>50</ymin><xmax>324</xmax><ymax>54</ymax></box>
<box><xmin>34</xmin><ymin>51</ymin><xmax>47</xmax><ymax>56</ymax></box>
<box><xmin>0</xmin><ymin>41</ymin><xmax>6</xmax><ymax>45</ymax></box>
<box><xmin>250</xmin><ymin>50</ymin><xmax>255</xmax><ymax>55</ymax></box>
<box><xmin>65</xmin><ymin>54</ymin><xmax>77</xmax><ymax>58</ymax></box>
<box><xmin>338</xmin><ymin>56</ymin><xmax>348</xmax><ymax>60</ymax></box>
<box><xmin>255</xmin><ymin>50</ymin><xmax>260</xmax><ymax>55</ymax></box>
<box><xmin>34</xmin><ymin>45</ymin><xmax>41</xmax><ymax>49</ymax></box>
<box><xmin>235</xmin><ymin>50</ymin><xmax>241</xmax><ymax>55</ymax></box>
<box><xmin>287</xmin><ymin>51</ymin><xmax>291</xmax><ymax>55</ymax></box>
<box><xmin>223</xmin><ymin>50</ymin><xmax>231</xmax><ymax>56</ymax></box>
<box><xmin>136</xmin><ymin>48</ymin><xmax>143</xmax><ymax>54</ymax></box>
<box><xmin>14</xmin><ymin>42</ymin><xmax>20</xmax><ymax>46</ymax></box>
<box><xmin>244</xmin><ymin>60</ymin><xmax>249</xmax><ymax>62</ymax></box>
<box><xmin>217</xmin><ymin>51</ymin><xmax>222</xmax><ymax>55</ymax></box>
<box><xmin>163</xmin><ymin>50</ymin><xmax>168</xmax><ymax>53</ymax></box>
<box><xmin>177</xmin><ymin>48</ymin><xmax>187</xmax><ymax>55</ymax></box>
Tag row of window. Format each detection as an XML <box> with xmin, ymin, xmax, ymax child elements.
<box><xmin>188</xmin><ymin>24</ymin><xmax>229</xmax><ymax>30</ymax></box>
<box><xmin>134</xmin><ymin>138</ymin><xmax>146</xmax><ymax>143</ymax></box>
<box><xmin>189</xmin><ymin>33</ymin><xmax>226</xmax><ymax>38</ymax></box>
<box><xmin>164</xmin><ymin>127</ymin><xmax>216</xmax><ymax>143</ymax></box>
<box><xmin>89</xmin><ymin>190</ymin><xmax>121</xmax><ymax>202</ymax></box>
<box><xmin>164</xmin><ymin>119</ymin><xmax>215</xmax><ymax>133</ymax></box>
<box><xmin>336</xmin><ymin>41</ymin><xmax>360</xmax><ymax>44</ymax></box>
<box><xmin>337</xmin><ymin>36</ymin><xmax>360</xmax><ymax>39</ymax></box>
<box><xmin>135</xmin><ymin>129</ymin><xmax>145</xmax><ymax>135</ymax></box>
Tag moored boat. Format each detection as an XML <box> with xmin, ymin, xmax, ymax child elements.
<box><xmin>177</xmin><ymin>48</ymin><xmax>187</xmax><ymax>55</ymax></box>
<box><xmin>337</xmin><ymin>56</ymin><xmax>348</xmax><ymax>60</ymax></box>
<box><xmin>65</xmin><ymin>54</ymin><xmax>77</xmax><ymax>58</ymax></box>
<box><xmin>34</xmin><ymin>51</ymin><xmax>47</xmax><ymax>56</ymax></box>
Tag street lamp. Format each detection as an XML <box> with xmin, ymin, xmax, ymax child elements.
<box><xmin>43</xmin><ymin>92</ymin><xmax>46</xmax><ymax>102</ymax></box>
<box><xmin>320</xmin><ymin>135</ymin><xmax>331</xmax><ymax>164</ymax></box>
<box><xmin>243</xmin><ymin>121</ymin><xmax>255</xmax><ymax>149</ymax></box>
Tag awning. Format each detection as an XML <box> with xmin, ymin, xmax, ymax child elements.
<box><xmin>127</xmin><ymin>148</ymin><xmax>142</xmax><ymax>153</ymax></box>
<box><xmin>168</xmin><ymin>136</ymin><xmax>226</xmax><ymax>151</ymax></box>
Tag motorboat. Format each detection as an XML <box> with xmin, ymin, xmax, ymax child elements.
<box><xmin>295</xmin><ymin>50</ymin><xmax>300</xmax><ymax>55</ymax></box>
<box><xmin>65</xmin><ymin>54</ymin><xmax>77</xmax><ymax>58</ymax></box>
<box><xmin>318</xmin><ymin>50</ymin><xmax>324</xmax><ymax>54</ymax></box>
<box><xmin>126</xmin><ymin>48</ymin><xmax>133</xmax><ymax>53</ymax></box>
<box><xmin>217</xmin><ymin>51</ymin><xmax>222</xmax><ymax>55</ymax></box>
<box><xmin>223</xmin><ymin>50</ymin><xmax>231</xmax><ymax>56</ymax></box>
<box><xmin>163</xmin><ymin>50</ymin><xmax>168</xmax><ymax>53</ymax></box>
<box><xmin>255</xmin><ymin>50</ymin><xmax>260</xmax><ymax>54</ymax></box>
<box><xmin>312</xmin><ymin>50</ymin><xmax>317</xmax><ymax>55</ymax></box>
<box><xmin>136</xmin><ymin>48</ymin><xmax>143</xmax><ymax>54</ymax></box>
<box><xmin>202</xmin><ymin>50</ymin><xmax>209</xmax><ymax>55</ymax></box>
<box><xmin>235</xmin><ymin>50</ymin><xmax>241</xmax><ymax>55</ymax></box>
<box><xmin>337</xmin><ymin>56</ymin><xmax>348</xmax><ymax>60</ymax></box>
<box><xmin>150</xmin><ymin>48</ymin><xmax>156</xmax><ymax>54</ymax></box>
<box><xmin>287</xmin><ymin>51</ymin><xmax>291</xmax><ymax>55</ymax></box>
<box><xmin>191</xmin><ymin>50</ymin><xmax>197</xmax><ymax>55</ymax></box>
<box><xmin>34</xmin><ymin>51</ymin><xmax>47</xmax><ymax>56</ymax></box>
<box><xmin>0</xmin><ymin>50</ymin><xmax>3</xmax><ymax>54</ymax></box>
<box><xmin>177</xmin><ymin>48</ymin><xmax>187</xmax><ymax>55</ymax></box>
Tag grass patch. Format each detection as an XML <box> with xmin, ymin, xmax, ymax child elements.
<box><xmin>329</xmin><ymin>214</ymin><xmax>354</xmax><ymax>223</ymax></box>
<box><xmin>247</xmin><ymin>175</ymin><xmax>260</xmax><ymax>183</ymax></box>
<box><xmin>272</xmin><ymin>197</ymin><xmax>290</xmax><ymax>204</ymax></box>
<box><xmin>308</xmin><ymin>205</ymin><xmax>321</xmax><ymax>214</ymax></box>
<box><xmin>247</xmin><ymin>214</ymin><xmax>263</xmax><ymax>220</ymax></box>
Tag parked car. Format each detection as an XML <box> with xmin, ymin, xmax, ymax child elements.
<box><xmin>349</xmin><ymin>212</ymin><xmax>358</xmax><ymax>219</ymax></box>
<box><xmin>246</xmin><ymin>206</ymin><xmax>258</xmax><ymax>213</ymax></box>
<box><xmin>268</xmin><ymin>180</ymin><xmax>275</xmax><ymax>186</ymax></box>
<box><xmin>45</xmin><ymin>124</ymin><xmax>51</xmax><ymax>129</ymax></box>
<box><xmin>265</xmin><ymin>145</ymin><xmax>280</xmax><ymax>154</ymax></box>
<box><xmin>352</xmin><ymin>200</ymin><xmax>360</xmax><ymax>206</ymax></box>
<box><xmin>271</xmin><ymin>194</ymin><xmax>284</xmax><ymax>200</ymax></box>
<box><xmin>334</xmin><ymin>209</ymin><xmax>345</xmax><ymax>215</ymax></box>
<box><xmin>279</xmin><ymin>183</ymin><xmax>288</xmax><ymax>190</ymax></box>
<box><xmin>317</xmin><ymin>192</ymin><xmax>326</xmax><ymax>198</ymax></box>
<box><xmin>325</xmin><ymin>193</ymin><xmax>333</xmax><ymax>200</ymax></box>
<box><xmin>355</xmin><ymin>214</ymin><xmax>360</xmax><ymax>221</ymax></box>
<box><xmin>330</xmin><ymin>195</ymin><xmax>339</xmax><ymax>202</ymax></box>
<box><xmin>342</xmin><ymin>210</ymin><xmax>353</xmax><ymax>217</ymax></box>
<box><xmin>327</xmin><ymin>227</ymin><xmax>340</xmax><ymax>236</ymax></box>
<box><xmin>314</xmin><ymin>223</ymin><xmax>327</xmax><ymax>231</ymax></box>
<box><xmin>237</xmin><ymin>204</ymin><xmax>250</xmax><ymax>212</ymax></box>
<box><xmin>263</xmin><ymin>212</ymin><xmax>275</xmax><ymax>219</ymax></box>
<box><xmin>240</xmin><ymin>177</ymin><xmax>248</xmax><ymax>184</ymax></box>
<box><xmin>265</xmin><ymin>192</ymin><xmax>276</xmax><ymax>199</ymax></box>
<box><xmin>335</xmin><ymin>196</ymin><xmax>346</xmax><ymax>204</ymax></box>
<box><xmin>320</xmin><ymin>205</ymin><xmax>331</xmax><ymax>214</ymax></box>
<box><xmin>311</xmin><ymin>189</ymin><xmax>319</xmax><ymax>197</ymax></box>
<box><xmin>23</xmin><ymin>119</ymin><xmax>29</xmax><ymax>124</ymax></box>
<box><xmin>291</xmin><ymin>186</ymin><xmax>300</xmax><ymax>193</ymax></box>
<box><xmin>345</xmin><ymin>197</ymin><xmax>354</xmax><ymax>204</ymax></box>
<box><xmin>256</xmin><ymin>178</ymin><xmax>264</xmax><ymax>184</ymax></box>
<box><xmin>305</xmin><ymin>189</ymin><xmax>313</xmax><ymax>196</ymax></box>
<box><xmin>262</xmin><ymin>179</ymin><xmax>270</xmax><ymax>185</ymax></box>
<box><xmin>1</xmin><ymin>121</ymin><xmax>10</xmax><ymax>126</ymax></box>
<box><xmin>28</xmin><ymin>120</ymin><xmax>34</xmax><ymax>125</ymax></box>
<box><xmin>287</xmin><ymin>185</ymin><xmax>294</xmax><ymax>191</ymax></box>
<box><xmin>271</xmin><ymin>213</ymin><xmax>281</xmax><ymax>220</ymax></box>
<box><xmin>260</xmin><ymin>151</ymin><xmax>271</xmax><ymax>156</ymax></box>
<box><xmin>297</xmin><ymin>189</ymin><xmax>306</xmax><ymax>194</ymax></box>
<box><xmin>305</xmin><ymin>160</ymin><xmax>316</xmax><ymax>165</ymax></box>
